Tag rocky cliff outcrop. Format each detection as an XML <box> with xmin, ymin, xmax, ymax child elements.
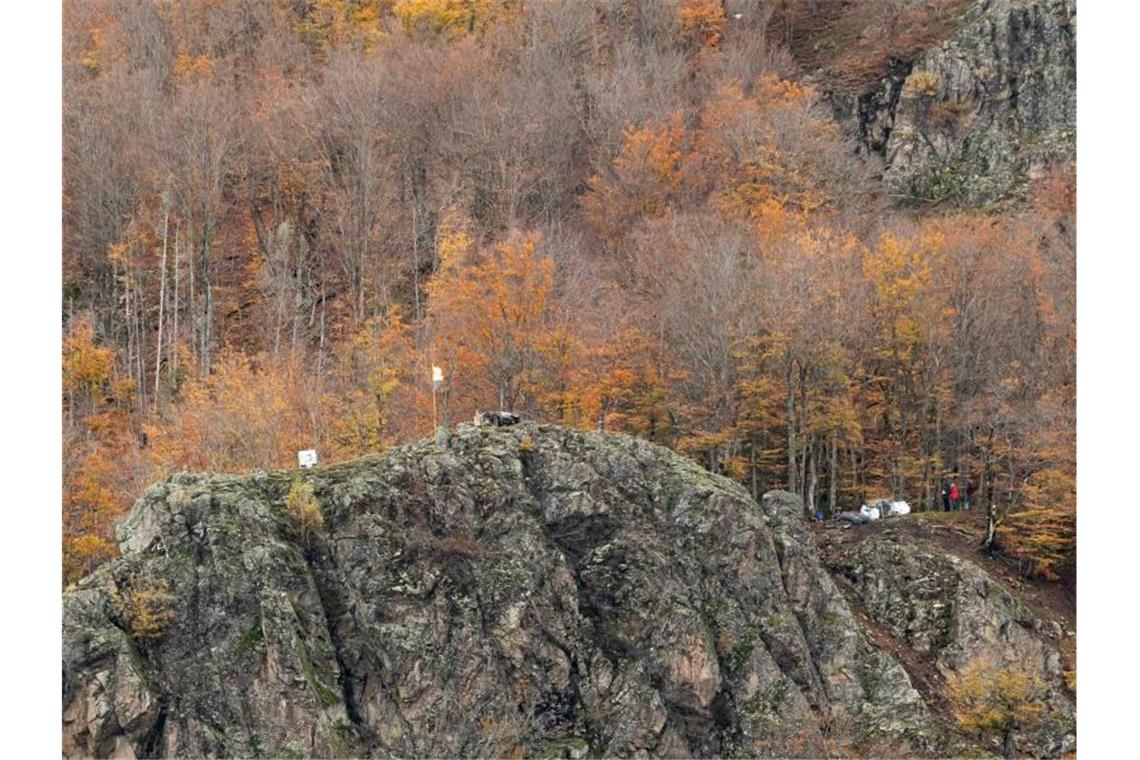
<box><xmin>824</xmin><ymin>530</ymin><xmax>1076</xmax><ymax>758</ymax></box>
<box><xmin>855</xmin><ymin>0</ymin><xmax>1075</xmax><ymax>205</ymax></box>
<box><xmin>65</xmin><ymin>424</ymin><xmax>972</xmax><ymax>758</ymax></box>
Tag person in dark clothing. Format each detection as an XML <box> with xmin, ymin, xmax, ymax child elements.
<box><xmin>949</xmin><ymin>482</ymin><xmax>959</xmax><ymax>511</ymax></box>
<box><xmin>965</xmin><ymin>480</ymin><xmax>976</xmax><ymax>510</ymax></box>
<box><xmin>941</xmin><ymin>485</ymin><xmax>951</xmax><ymax>512</ymax></box>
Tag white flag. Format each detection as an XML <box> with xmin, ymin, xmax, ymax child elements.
<box><xmin>432</xmin><ymin>365</ymin><xmax>444</xmax><ymax>388</ymax></box>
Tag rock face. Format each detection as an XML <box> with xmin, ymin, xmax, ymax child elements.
<box><xmin>65</xmin><ymin>424</ymin><xmax>966</xmax><ymax>758</ymax></box>
<box><xmin>858</xmin><ymin>0</ymin><xmax>1075</xmax><ymax>205</ymax></box>
<box><xmin>825</xmin><ymin>531</ymin><xmax>1075</xmax><ymax>757</ymax></box>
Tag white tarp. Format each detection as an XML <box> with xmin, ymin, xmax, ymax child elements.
<box><xmin>888</xmin><ymin>500</ymin><xmax>911</xmax><ymax>516</ymax></box>
<box><xmin>859</xmin><ymin>505</ymin><xmax>881</xmax><ymax>521</ymax></box>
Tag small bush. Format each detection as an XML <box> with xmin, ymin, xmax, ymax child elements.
<box><xmin>111</xmin><ymin>578</ymin><xmax>176</xmax><ymax>641</ymax></box>
<box><xmin>948</xmin><ymin>656</ymin><xmax>1047</xmax><ymax>757</ymax></box>
<box><xmin>906</xmin><ymin>70</ymin><xmax>941</xmax><ymax>99</ymax></box>
<box><xmin>285</xmin><ymin>479</ymin><xmax>324</xmax><ymax>545</ymax></box>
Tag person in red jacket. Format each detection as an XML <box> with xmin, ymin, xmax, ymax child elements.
<box><xmin>949</xmin><ymin>481</ymin><xmax>959</xmax><ymax>511</ymax></box>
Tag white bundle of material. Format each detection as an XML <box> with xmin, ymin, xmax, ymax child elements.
<box><xmin>888</xmin><ymin>500</ymin><xmax>911</xmax><ymax>516</ymax></box>
<box><xmin>859</xmin><ymin>504</ymin><xmax>882</xmax><ymax>521</ymax></box>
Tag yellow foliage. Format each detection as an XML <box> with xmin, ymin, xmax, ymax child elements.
<box><xmin>64</xmin><ymin>535</ymin><xmax>116</xmax><ymax>586</ymax></box>
<box><xmin>693</xmin><ymin>78</ymin><xmax>844</xmax><ymax>225</ymax></box>
<box><xmin>285</xmin><ymin>479</ymin><xmax>324</xmax><ymax>545</ymax></box>
<box><xmin>79</xmin><ymin>26</ymin><xmax>105</xmax><ymax>74</ymax></box>
<box><xmin>63</xmin><ymin>317</ymin><xmax>114</xmax><ymax>400</ymax></box>
<box><xmin>393</xmin><ymin>0</ymin><xmax>512</xmax><ymax>38</ymax></box>
<box><xmin>436</xmin><ymin>211</ymin><xmax>476</xmax><ymax>273</ymax></box>
<box><xmin>998</xmin><ymin>507</ymin><xmax>1075</xmax><ymax>580</ymax></box>
<box><xmin>322</xmin><ymin>311</ymin><xmax>418</xmax><ymax>459</ymax></box>
<box><xmin>679</xmin><ymin>0</ymin><xmax>725</xmax><ymax>49</ymax></box>
<box><xmin>111</xmin><ymin>578</ymin><xmax>176</xmax><ymax>641</ymax></box>
<box><xmin>149</xmin><ymin>352</ymin><xmax>317</xmax><ymax>473</ymax></box>
<box><xmin>295</xmin><ymin>0</ymin><xmax>389</xmax><ymax>51</ymax></box>
<box><xmin>427</xmin><ymin>231</ymin><xmax>561</xmax><ymax>412</ymax></box>
<box><xmin>906</xmin><ymin>70</ymin><xmax>941</xmax><ymax>99</ymax></box>
<box><xmin>948</xmin><ymin>657</ymin><xmax>1046</xmax><ymax>747</ymax></box>
<box><xmin>583</xmin><ymin>115</ymin><xmax>685</xmax><ymax>243</ymax></box>
<box><xmin>172</xmin><ymin>47</ymin><xmax>215</xmax><ymax>81</ymax></box>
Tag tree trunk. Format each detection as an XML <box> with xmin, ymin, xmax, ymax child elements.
<box><xmin>829</xmin><ymin>429</ymin><xmax>838</xmax><ymax>518</ymax></box>
<box><xmin>154</xmin><ymin>208</ymin><xmax>168</xmax><ymax>410</ymax></box>
<box><xmin>985</xmin><ymin>499</ymin><xmax>1000</xmax><ymax>554</ymax></box>
<box><xmin>750</xmin><ymin>437</ymin><xmax>758</xmax><ymax>501</ymax></box>
<box><xmin>786</xmin><ymin>358</ymin><xmax>797</xmax><ymax>493</ymax></box>
<box><xmin>807</xmin><ymin>436</ymin><xmax>818</xmax><ymax>516</ymax></box>
<box><xmin>171</xmin><ymin>223</ymin><xmax>180</xmax><ymax>381</ymax></box>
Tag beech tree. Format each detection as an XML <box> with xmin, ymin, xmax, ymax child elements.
<box><xmin>61</xmin><ymin>0</ymin><xmax>1076</xmax><ymax>587</ymax></box>
<box><xmin>427</xmin><ymin>231</ymin><xmax>563</xmax><ymax>414</ymax></box>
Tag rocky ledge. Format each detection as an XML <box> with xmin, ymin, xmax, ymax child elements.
<box><xmin>65</xmin><ymin>423</ymin><xmax>1034</xmax><ymax>757</ymax></box>
<box><xmin>823</xmin><ymin>530</ymin><xmax>1075</xmax><ymax>758</ymax></box>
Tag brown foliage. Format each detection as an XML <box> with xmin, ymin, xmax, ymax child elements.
<box><xmin>111</xmin><ymin>577</ymin><xmax>177</xmax><ymax>641</ymax></box>
<box><xmin>948</xmin><ymin>656</ymin><xmax>1047</xmax><ymax>756</ymax></box>
<box><xmin>61</xmin><ymin>0</ymin><xmax>1074</xmax><ymax>586</ymax></box>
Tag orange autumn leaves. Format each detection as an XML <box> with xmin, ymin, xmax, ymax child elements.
<box><xmin>426</xmin><ymin>229</ymin><xmax>664</xmax><ymax>430</ymax></box>
<box><xmin>61</xmin><ymin>0</ymin><xmax>1074</xmax><ymax>591</ymax></box>
<box><xmin>584</xmin><ymin>76</ymin><xmax>860</xmax><ymax>248</ymax></box>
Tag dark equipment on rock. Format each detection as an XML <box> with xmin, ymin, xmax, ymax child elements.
<box><xmin>476</xmin><ymin>410</ymin><xmax>521</xmax><ymax>427</ymax></box>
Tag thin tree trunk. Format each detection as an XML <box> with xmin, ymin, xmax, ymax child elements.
<box><xmin>750</xmin><ymin>436</ymin><xmax>758</xmax><ymax>501</ymax></box>
<box><xmin>187</xmin><ymin>227</ymin><xmax>195</xmax><ymax>370</ymax></box>
<box><xmin>154</xmin><ymin>209</ymin><xmax>169</xmax><ymax>411</ymax></box>
<box><xmin>829</xmin><ymin>429</ymin><xmax>838</xmax><ymax>517</ymax></box>
<box><xmin>786</xmin><ymin>358</ymin><xmax>797</xmax><ymax>493</ymax></box>
<box><xmin>798</xmin><ymin>365</ymin><xmax>809</xmax><ymax>505</ymax></box>
<box><xmin>807</xmin><ymin>436</ymin><xmax>818</xmax><ymax>515</ymax></box>
<box><xmin>67</xmin><ymin>298</ymin><xmax>74</xmax><ymax>428</ymax></box>
<box><xmin>171</xmin><ymin>223</ymin><xmax>180</xmax><ymax>381</ymax></box>
<box><xmin>411</xmin><ymin>191</ymin><xmax>421</xmax><ymax>322</ymax></box>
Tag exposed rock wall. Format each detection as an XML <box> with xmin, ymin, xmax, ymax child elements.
<box><xmin>64</xmin><ymin>424</ymin><xmax>962</xmax><ymax>758</ymax></box>
<box><xmin>856</xmin><ymin>0</ymin><xmax>1075</xmax><ymax>205</ymax></box>
<box><xmin>825</xmin><ymin>530</ymin><xmax>1076</xmax><ymax>757</ymax></box>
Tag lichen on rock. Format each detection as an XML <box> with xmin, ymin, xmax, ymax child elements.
<box><xmin>65</xmin><ymin>424</ymin><xmax>996</xmax><ymax>757</ymax></box>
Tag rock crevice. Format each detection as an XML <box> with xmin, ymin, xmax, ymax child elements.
<box><xmin>64</xmin><ymin>424</ymin><xmax>1029</xmax><ymax>757</ymax></box>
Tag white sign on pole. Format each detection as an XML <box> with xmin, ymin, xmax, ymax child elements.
<box><xmin>298</xmin><ymin>449</ymin><xmax>318</xmax><ymax>469</ymax></box>
<box><xmin>432</xmin><ymin>365</ymin><xmax>444</xmax><ymax>388</ymax></box>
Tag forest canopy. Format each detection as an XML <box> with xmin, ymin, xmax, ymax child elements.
<box><xmin>62</xmin><ymin>0</ymin><xmax>1074</xmax><ymax>585</ymax></box>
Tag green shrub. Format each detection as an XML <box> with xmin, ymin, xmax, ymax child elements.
<box><xmin>286</xmin><ymin>479</ymin><xmax>324</xmax><ymax>545</ymax></box>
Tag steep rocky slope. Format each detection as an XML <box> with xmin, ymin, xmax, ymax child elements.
<box><xmin>64</xmin><ymin>426</ymin><xmax>962</xmax><ymax>756</ymax></box>
<box><xmin>835</xmin><ymin>0</ymin><xmax>1076</xmax><ymax>205</ymax></box>
<box><xmin>822</xmin><ymin>528</ymin><xmax>1075</xmax><ymax>758</ymax></box>
<box><xmin>65</xmin><ymin>423</ymin><xmax>976</xmax><ymax>758</ymax></box>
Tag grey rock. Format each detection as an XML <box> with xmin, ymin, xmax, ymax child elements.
<box><xmin>64</xmin><ymin>425</ymin><xmax>970</xmax><ymax>758</ymax></box>
<box><xmin>857</xmin><ymin>0</ymin><xmax>1075</xmax><ymax>206</ymax></box>
<box><xmin>826</xmin><ymin>532</ymin><xmax>1075</xmax><ymax>757</ymax></box>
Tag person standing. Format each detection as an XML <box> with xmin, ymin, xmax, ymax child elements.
<box><xmin>941</xmin><ymin>484</ymin><xmax>951</xmax><ymax>512</ymax></box>
<box><xmin>949</xmin><ymin>481</ymin><xmax>959</xmax><ymax>511</ymax></box>
<box><xmin>965</xmin><ymin>480</ymin><xmax>976</xmax><ymax>510</ymax></box>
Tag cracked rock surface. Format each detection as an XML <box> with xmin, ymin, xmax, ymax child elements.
<box><xmin>65</xmin><ymin>423</ymin><xmax>973</xmax><ymax>758</ymax></box>
<box><xmin>826</xmin><ymin>531</ymin><xmax>1075</xmax><ymax>758</ymax></box>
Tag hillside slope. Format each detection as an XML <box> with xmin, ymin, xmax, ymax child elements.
<box><xmin>66</xmin><ymin>423</ymin><xmax>976</xmax><ymax>758</ymax></box>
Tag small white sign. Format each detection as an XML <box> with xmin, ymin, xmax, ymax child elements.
<box><xmin>298</xmin><ymin>449</ymin><xmax>318</xmax><ymax>469</ymax></box>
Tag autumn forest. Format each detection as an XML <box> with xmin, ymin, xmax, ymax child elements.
<box><xmin>62</xmin><ymin>0</ymin><xmax>1075</xmax><ymax>586</ymax></box>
